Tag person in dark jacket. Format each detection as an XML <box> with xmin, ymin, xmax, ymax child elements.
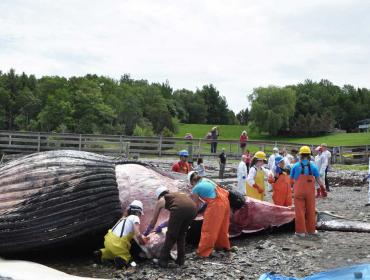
<box><xmin>144</xmin><ymin>186</ymin><xmax>197</xmax><ymax>267</ymax></box>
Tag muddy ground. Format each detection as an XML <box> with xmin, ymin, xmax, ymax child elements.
<box><xmin>6</xmin><ymin>157</ymin><xmax>370</xmax><ymax>279</ymax></box>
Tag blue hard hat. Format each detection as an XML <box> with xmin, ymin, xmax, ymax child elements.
<box><xmin>275</xmin><ymin>156</ymin><xmax>284</xmax><ymax>166</ymax></box>
<box><xmin>179</xmin><ymin>150</ymin><xmax>189</xmax><ymax>157</ymax></box>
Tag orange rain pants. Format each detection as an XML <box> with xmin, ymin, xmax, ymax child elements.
<box><xmin>293</xmin><ymin>174</ymin><xmax>316</xmax><ymax>234</ymax></box>
<box><xmin>197</xmin><ymin>187</ymin><xmax>231</xmax><ymax>257</ymax></box>
<box><xmin>271</xmin><ymin>173</ymin><xmax>292</xmax><ymax>207</ymax></box>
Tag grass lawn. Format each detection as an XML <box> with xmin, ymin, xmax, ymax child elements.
<box><xmin>332</xmin><ymin>164</ymin><xmax>369</xmax><ymax>171</ymax></box>
<box><xmin>176</xmin><ymin>124</ymin><xmax>370</xmax><ymax>146</ymax></box>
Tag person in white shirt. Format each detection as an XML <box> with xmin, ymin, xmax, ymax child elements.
<box><xmin>314</xmin><ymin>146</ymin><xmax>328</xmax><ymax>198</ymax></box>
<box><xmin>195</xmin><ymin>158</ymin><xmax>206</xmax><ymax>177</ymax></box>
<box><xmin>267</xmin><ymin>147</ymin><xmax>279</xmax><ymax>191</ymax></box>
<box><xmin>93</xmin><ymin>200</ymin><xmax>148</xmax><ymax>269</ymax></box>
<box><xmin>321</xmin><ymin>143</ymin><xmax>332</xmax><ymax>192</ymax></box>
<box><xmin>246</xmin><ymin>151</ymin><xmax>272</xmax><ymax>201</ymax></box>
<box><xmin>237</xmin><ymin>155</ymin><xmax>248</xmax><ymax>195</ymax></box>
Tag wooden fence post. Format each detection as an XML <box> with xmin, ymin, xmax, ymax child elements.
<box><xmin>119</xmin><ymin>135</ymin><xmax>123</xmax><ymax>154</ymax></box>
<box><xmin>37</xmin><ymin>133</ymin><xmax>41</xmax><ymax>152</ymax></box>
<box><xmin>158</xmin><ymin>134</ymin><xmax>162</xmax><ymax>157</ymax></box>
<box><xmin>198</xmin><ymin>139</ymin><xmax>201</xmax><ymax>158</ymax></box>
<box><xmin>79</xmin><ymin>134</ymin><xmax>82</xmax><ymax>151</ymax></box>
<box><xmin>339</xmin><ymin>146</ymin><xmax>343</xmax><ymax>164</ymax></box>
<box><xmin>8</xmin><ymin>134</ymin><xmax>11</xmax><ymax>146</ymax></box>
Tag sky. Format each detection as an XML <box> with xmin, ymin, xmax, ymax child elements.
<box><xmin>1</xmin><ymin>0</ymin><xmax>370</xmax><ymax>113</ymax></box>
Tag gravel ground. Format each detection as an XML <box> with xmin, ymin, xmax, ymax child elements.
<box><xmin>8</xmin><ymin>158</ymin><xmax>370</xmax><ymax>279</ymax></box>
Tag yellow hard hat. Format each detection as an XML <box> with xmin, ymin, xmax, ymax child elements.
<box><xmin>254</xmin><ymin>151</ymin><xmax>267</xmax><ymax>161</ymax></box>
<box><xmin>299</xmin><ymin>146</ymin><xmax>311</xmax><ymax>154</ymax></box>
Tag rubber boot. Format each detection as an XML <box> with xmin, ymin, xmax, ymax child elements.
<box><xmin>315</xmin><ymin>188</ymin><xmax>321</xmax><ymax>198</ymax></box>
<box><xmin>320</xmin><ymin>185</ymin><xmax>327</xmax><ymax>198</ymax></box>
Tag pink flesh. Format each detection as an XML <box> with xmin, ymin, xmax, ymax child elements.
<box><xmin>230</xmin><ymin>197</ymin><xmax>295</xmax><ymax>237</ymax></box>
<box><xmin>115</xmin><ymin>164</ymin><xmax>296</xmax><ymax>257</ymax></box>
<box><xmin>115</xmin><ymin>164</ymin><xmax>185</xmax><ymax>231</ymax></box>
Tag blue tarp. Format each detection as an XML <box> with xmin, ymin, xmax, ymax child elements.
<box><xmin>259</xmin><ymin>264</ymin><xmax>370</xmax><ymax>280</ymax></box>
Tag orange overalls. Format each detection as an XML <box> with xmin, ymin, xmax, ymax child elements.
<box><xmin>197</xmin><ymin>186</ymin><xmax>231</xmax><ymax>257</ymax></box>
<box><xmin>270</xmin><ymin>171</ymin><xmax>292</xmax><ymax>207</ymax></box>
<box><xmin>293</xmin><ymin>163</ymin><xmax>316</xmax><ymax>234</ymax></box>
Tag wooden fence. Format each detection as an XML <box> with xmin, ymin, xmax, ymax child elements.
<box><xmin>0</xmin><ymin>130</ymin><xmax>369</xmax><ymax>163</ymax></box>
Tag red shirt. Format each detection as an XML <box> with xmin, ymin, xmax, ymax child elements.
<box><xmin>172</xmin><ymin>161</ymin><xmax>190</xmax><ymax>174</ymax></box>
<box><xmin>240</xmin><ymin>134</ymin><xmax>248</xmax><ymax>143</ymax></box>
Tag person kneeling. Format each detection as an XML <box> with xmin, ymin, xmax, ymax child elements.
<box><xmin>93</xmin><ymin>200</ymin><xmax>148</xmax><ymax>269</ymax></box>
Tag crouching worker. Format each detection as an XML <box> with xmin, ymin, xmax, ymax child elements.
<box><xmin>188</xmin><ymin>171</ymin><xmax>231</xmax><ymax>257</ymax></box>
<box><xmin>291</xmin><ymin>146</ymin><xmax>325</xmax><ymax>237</ymax></box>
<box><xmin>246</xmin><ymin>151</ymin><xmax>272</xmax><ymax>201</ymax></box>
<box><xmin>143</xmin><ymin>186</ymin><xmax>197</xmax><ymax>268</ymax></box>
<box><xmin>268</xmin><ymin>156</ymin><xmax>292</xmax><ymax>206</ymax></box>
<box><xmin>93</xmin><ymin>200</ymin><xmax>148</xmax><ymax>269</ymax></box>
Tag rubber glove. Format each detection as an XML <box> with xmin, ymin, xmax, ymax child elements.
<box><xmin>253</xmin><ymin>184</ymin><xmax>263</xmax><ymax>194</ymax></box>
<box><xmin>143</xmin><ymin>224</ymin><xmax>154</xmax><ymax>236</ymax></box>
<box><xmin>155</xmin><ymin>221</ymin><xmax>168</xmax><ymax>233</ymax></box>
<box><xmin>242</xmin><ymin>176</ymin><xmax>246</xmax><ymax>179</ymax></box>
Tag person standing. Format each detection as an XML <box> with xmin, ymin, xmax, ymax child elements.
<box><xmin>267</xmin><ymin>147</ymin><xmax>279</xmax><ymax>192</ymax></box>
<box><xmin>268</xmin><ymin>156</ymin><xmax>292</xmax><ymax>206</ymax></box>
<box><xmin>245</xmin><ymin>149</ymin><xmax>252</xmax><ymax>174</ymax></box>
<box><xmin>172</xmin><ymin>150</ymin><xmax>191</xmax><ymax>174</ymax></box>
<box><xmin>320</xmin><ymin>143</ymin><xmax>332</xmax><ymax>192</ymax></box>
<box><xmin>195</xmin><ymin>158</ymin><xmax>206</xmax><ymax>177</ymax></box>
<box><xmin>246</xmin><ymin>151</ymin><xmax>272</xmax><ymax>201</ymax></box>
<box><xmin>237</xmin><ymin>155</ymin><xmax>248</xmax><ymax>195</ymax></box>
<box><xmin>210</xmin><ymin>126</ymin><xmax>219</xmax><ymax>153</ymax></box>
<box><xmin>290</xmin><ymin>146</ymin><xmax>325</xmax><ymax>237</ymax></box>
<box><xmin>144</xmin><ymin>186</ymin><xmax>197</xmax><ymax>267</ymax></box>
<box><xmin>239</xmin><ymin>130</ymin><xmax>248</xmax><ymax>154</ymax></box>
<box><xmin>93</xmin><ymin>200</ymin><xmax>148</xmax><ymax>269</ymax></box>
<box><xmin>218</xmin><ymin>148</ymin><xmax>227</xmax><ymax>179</ymax></box>
<box><xmin>188</xmin><ymin>171</ymin><xmax>230</xmax><ymax>257</ymax></box>
<box><xmin>314</xmin><ymin>146</ymin><xmax>328</xmax><ymax>198</ymax></box>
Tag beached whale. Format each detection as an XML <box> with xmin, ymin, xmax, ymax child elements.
<box><xmin>0</xmin><ymin>150</ymin><xmax>368</xmax><ymax>256</ymax></box>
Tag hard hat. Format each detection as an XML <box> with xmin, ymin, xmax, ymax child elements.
<box><xmin>129</xmin><ymin>200</ymin><xmax>144</xmax><ymax>215</ymax></box>
<box><xmin>321</xmin><ymin>143</ymin><xmax>327</xmax><ymax>147</ymax></box>
<box><xmin>275</xmin><ymin>155</ymin><xmax>284</xmax><ymax>166</ymax></box>
<box><xmin>273</xmin><ymin>147</ymin><xmax>279</xmax><ymax>152</ymax></box>
<box><xmin>187</xmin><ymin>170</ymin><xmax>198</xmax><ymax>185</ymax></box>
<box><xmin>254</xmin><ymin>151</ymin><xmax>267</xmax><ymax>161</ymax></box>
<box><xmin>155</xmin><ymin>186</ymin><xmax>169</xmax><ymax>200</ymax></box>
<box><xmin>299</xmin><ymin>146</ymin><xmax>311</xmax><ymax>154</ymax></box>
<box><xmin>179</xmin><ymin>150</ymin><xmax>189</xmax><ymax>157</ymax></box>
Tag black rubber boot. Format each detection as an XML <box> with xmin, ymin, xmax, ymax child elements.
<box><xmin>93</xmin><ymin>250</ymin><xmax>102</xmax><ymax>264</ymax></box>
<box><xmin>113</xmin><ymin>256</ymin><xmax>127</xmax><ymax>269</ymax></box>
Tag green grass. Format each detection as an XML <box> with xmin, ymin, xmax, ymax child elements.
<box><xmin>176</xmin><ymin>124</ymin><xmax>370</xmax><ymax>146</ymax></box>
<box><xmin>332</xmin><ymin>164</ymin><xmax>369</xmax><ymax>171</ymax></box>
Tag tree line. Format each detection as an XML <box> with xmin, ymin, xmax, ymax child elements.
<box><xmin>249</xmin><ymin>80</ymin><xmax>370</xmax><ymax>136</ymax></box>
<box><xmin>0</xmin><ymin>69</ymin><xmax>237</xmax><ymax>136</ymax></box>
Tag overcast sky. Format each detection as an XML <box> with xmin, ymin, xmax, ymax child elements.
<box><xmin>1</xmin><ymin>0</ymin><xmax>370</xmax><ymax>112</ymax></box>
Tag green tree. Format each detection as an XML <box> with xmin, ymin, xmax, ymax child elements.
<box><xmin>249</xmin><ymin>86</ymin><xmax>296</xmax><ymax>135</ymax></box>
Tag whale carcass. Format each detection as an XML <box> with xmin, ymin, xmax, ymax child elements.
<box><xmin>0</xmin><ymin>150</ymin><xmax>369</xmax><ymax>256</ymax></box>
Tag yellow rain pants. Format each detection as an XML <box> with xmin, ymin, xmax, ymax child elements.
<box><xmin>246</xmin><ymin>169</ymin><xmax>265</xmax><ymax>201</ymax></box>
<box><xmin>100</xmin><ymin>230</ymin><xmax>134</xmax><ymax>263</ymax></box>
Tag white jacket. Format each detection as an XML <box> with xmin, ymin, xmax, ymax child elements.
<box><xmin>237</xmin><ymin>161</ymin><xmax>248</xmax><ymax>195</ymax></box>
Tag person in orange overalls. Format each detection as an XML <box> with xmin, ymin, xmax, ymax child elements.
<box><xmin>268</xmin><ymin>155</ymin><xmax>292</xmax><ymax>206</ymax></box>
<box><xmin>172</xmin><ymin>150</ymin><xmax>191</xmax><ymax>174</ymax></box>
<box><xmin>290</xmin><ymin>146</ymin><xmax>325</xmax><ymax>237</ymax></box>
<box><xmin>188</xmin><ymin>171</ymin><xmax>230</xmax><ymax>257</ymax></box>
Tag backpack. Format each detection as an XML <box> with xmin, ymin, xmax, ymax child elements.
<box><xmin>228</xmin><ymin>188</ymin><xmax>246</xmax><ymax>210</ymax></box>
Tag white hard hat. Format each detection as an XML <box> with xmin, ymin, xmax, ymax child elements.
<box><xmin>273</xmin><ymin>147</ymin><xmax>279</xmax><ymax>152</ymax></box>
<box><xmin>155</xmin><ymin>186</ymin><xmax>169</xmax><ymax>200</ymax></box>
<box><xmin>129</xmin><ymin>200</ymin><xmax>144</xmax><ymax>215</ymax></box>
<box><xmin>187</xmin><ymin>171</ymin><xmax>198</xmax><ymax>185</ymax></box>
